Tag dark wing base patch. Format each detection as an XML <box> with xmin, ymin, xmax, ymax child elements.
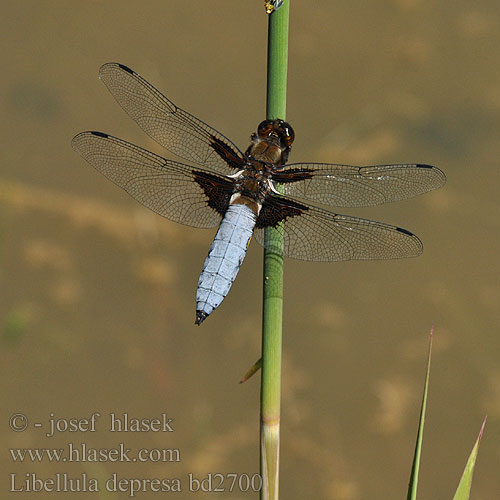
<box><xmin>193</xmin><ymin>171</ymin><xmax>233</xmax><ymax>217</ymax></box>
<box><xmin>256</xmin><ymin>195</ymin><xmax>308</xmax><ymax>229</ymax></box>
<box><xmin>272</xmin><ymin>168</ymin><xmax>314</xmax><ymax>184</ymax></box>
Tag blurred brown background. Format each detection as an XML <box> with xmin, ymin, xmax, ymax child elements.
<box><xmin>1</xmin><ymin>1</ymin><xmax>500</xmax><ymax>499</ymax></box>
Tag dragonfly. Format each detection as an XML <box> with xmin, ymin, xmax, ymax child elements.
<box><xmin>72</xmin><ymin>63</ymin><xmax>446</xmax><ymax>325</ymax></box>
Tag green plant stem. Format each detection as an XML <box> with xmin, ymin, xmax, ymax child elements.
<box><xmin>260</xmin><ymin>3</ymin><xmax>290</xmax><ymax>500</ymax></box>
<box><xmin>407</xmin><ymin>328</ymin><xmax>433</xmax><ymax>500</ymax></box>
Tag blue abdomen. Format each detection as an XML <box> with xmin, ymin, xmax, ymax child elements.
<box><xmin>195</xmin><ymin>204</ymin><xmax>256</xmax><ymax>324</ymax></box>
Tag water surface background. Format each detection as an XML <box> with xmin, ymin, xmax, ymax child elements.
<box><xmin>1</xmin><ymin>1</ymin><xmax>500</xmax><ymax>498</ymax></box>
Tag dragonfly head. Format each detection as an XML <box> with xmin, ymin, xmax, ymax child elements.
<box><xmin>256</xmin><ymin>119</ymin><xmax>295</xmax><ymax>150</ymax></box>
<box><xmin>247</xmin><ymin>120</ymin><xmax>295</xmax><ymax>165</ymax></box>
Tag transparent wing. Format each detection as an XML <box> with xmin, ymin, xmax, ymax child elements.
<box><xmin>254</xmin><ymin>194</ymin><xmax>422</xmax><ymax>261</ymax></box>
<box><xmin>72</xmin><ymin>131</ymin><xmax>234</xmax><ymax>228</ymax></box>
<box><xmin>274</xmin><ymin>163</ymin><xmax>446</xmax><ymax>207</ymax></box>
<box><xmin>98</xmin><ymin>62</ymin><xmax>245</xmax><ymax>174</ymax></box>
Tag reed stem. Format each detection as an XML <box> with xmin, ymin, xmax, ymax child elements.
<box><xmin>260</xmin><ymin>2</ymin><xmax>290</xmax><ymax>499</ymax></box>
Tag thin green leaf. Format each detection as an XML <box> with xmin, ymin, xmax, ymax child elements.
<box><xmin>240</xmin><ymin>357</ymin><xmax>262</xmax><ymax>383</ymax></box>
<box><xmin>452</xmin><ymin>417</ymin><xmax>487</xmax><ymax>500</ymax></box>
<box><xmin>407</xmin><ymin>326</ymin><xmax>434</xmax><ymax>500</ymax></box>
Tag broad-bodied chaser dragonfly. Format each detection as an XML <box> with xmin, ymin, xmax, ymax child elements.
<box><xmin>72</xmin><ymin>63</ymin><xmax>446</xmax><ymax>325</ymax></box>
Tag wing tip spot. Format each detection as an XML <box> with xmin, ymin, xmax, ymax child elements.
<box><xmin>395</xmin><ymin>227</ymin><xmax>424</xmax><ymax>255</ymax></box>
<box><xmin>417</xmin><ymin>164</ymin><xmax>447</xmax><ymax>186</ymax></box>
<box><xmin>396</xmin><ymin>226</ymin><xmax>414</xmax><ymax>237</ymax></box>
<box><xmin>99</xmin><ymin>62</ymin><xmax>135</xmax><ymax>79</ymax></box>
<box><xmin>90</xmin><ymin>131</ymin><xmax>109</xmax><ymax>138</ymax></box>
<box><xmin>118</xmin><ymin>63</ymin><xmax>134</xmax><ymax>74</ymax></box>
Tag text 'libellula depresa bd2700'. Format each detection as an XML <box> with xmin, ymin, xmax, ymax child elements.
<box><xmin>72</xmin><ymin>63</ymin><xmax>446</xmax><ymax>325</ymax></box>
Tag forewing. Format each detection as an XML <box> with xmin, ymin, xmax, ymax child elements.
<box><xmin>273</xmin><ymin>163</ymin><xmax>446</xmax><ymax>207</ymax></box>
<box><xmin>72</xmin><ymin>131</ymin><xmax>233</xmax><ymax>228</ymax></box>
<box><xmin>254</xmin><ymin>194</ymin><xmax>422</xmax><ymax>261</ymax></box>
<box><xmin>98</xmin><ymin>63</ymin><xmax>245</xmax><ymax>174</ymax></box>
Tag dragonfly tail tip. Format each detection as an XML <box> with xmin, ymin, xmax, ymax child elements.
<box><xmin>195</xmin><ymin>311</ymin><xmax>208</xmax><ymax>326</ymax></box>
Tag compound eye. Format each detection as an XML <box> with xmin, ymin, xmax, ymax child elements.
<box><xmin>257</xmin><ymin>120</ymin><xmax>274</xmax><ymax>138</ymax></box>
<box><xmin>281</xmin><ymin>122</ymin><xmax>295</xmax><ymax>146</ymax></box>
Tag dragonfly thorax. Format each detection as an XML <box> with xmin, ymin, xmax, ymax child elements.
<box><xmin>246</xmin><ymin>139</ymin><xmax>284</xmax><ymax>165</ymax></box>
<box><xmin>232</xmin><ymin>162</ymin><xmax>273</xmax><ymax>209</ymax></box>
